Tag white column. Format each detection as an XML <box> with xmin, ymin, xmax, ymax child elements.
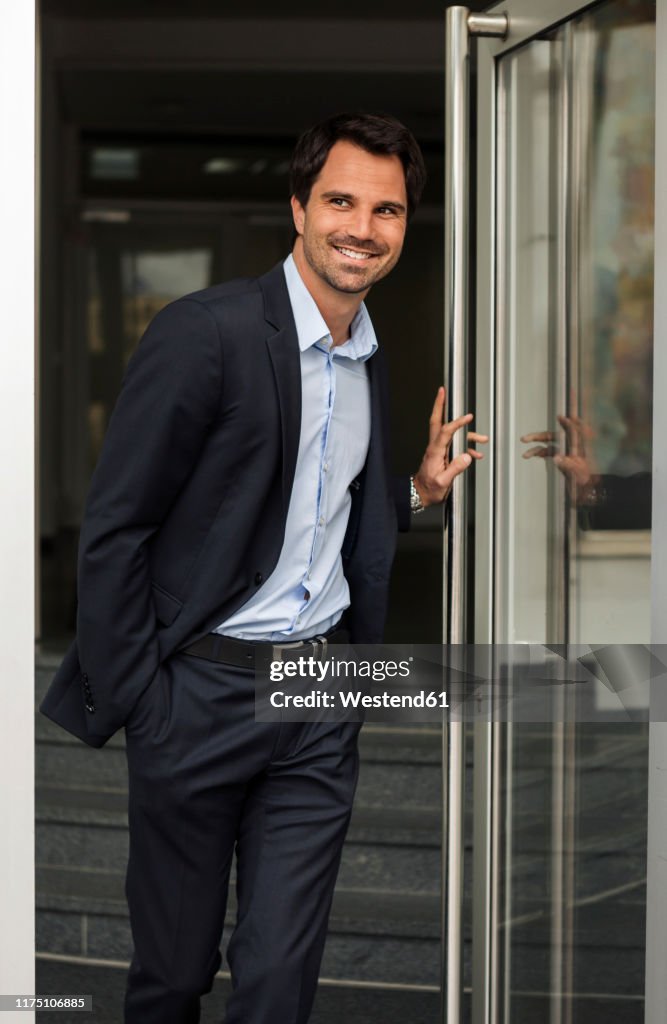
<box><xmin>0</xmin><ymin>0</ymin><xmax>36</xmax><ymax>1021</ymax></box>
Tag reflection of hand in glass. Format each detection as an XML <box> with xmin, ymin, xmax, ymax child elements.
<box><xmin>520</xmin><ymin>414</ymin><xmax>603</xmax><ymax>506</ymax></box>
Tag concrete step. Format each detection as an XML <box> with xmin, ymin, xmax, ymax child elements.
<box><xmin>35</xmin><ymin>957</ymin><xmax>442</xmax><ymax>1024</ymax></box>
<box><xmin>36</xmin><ymin>783</ymin><xmax>442</xmax><ymax>841</ymax></box>
<box><xmin>35</xmin><ymin>817</ymin><xmax>441</xmax><ymax>894</ymax></box>
<box><xmin>36</xmin><ymin>869</ymin><xmax>442</xmax><ymax>987</ymax></box>
<box><xmin>34</xmin><ymin>955</ymin><xmax>644</xmax><ymax>1024</ymax></box>
<box><xmin>35</xmin><ymin>732</ymin><xmax>647</xmax><ymax>850</ymax></box>
<box><xmin>35</xmin><ymin>655</ymin><xmax>649</xmax><ymax>1004</ymax></box>
<box><xmin>35</xmin><ymin>778</ymin><xmax>646</xmax><ymax>883</ymax></box>
<box><xmin>36</xmin><ymin>653</ymin><xmax>649</xmax><ymax>763</ymax></box>
<box><xmin>36</xmin><ymin>856</ymin><xmax>645</xmax><ymax>951</ymax></box>
<box><xmin>35</xmin><ymin>724</ymin><xmax>444</xmax><ymax>791</ymax></box>
<box><xmin>35</xmin><ymin>836</ymin><xmax>646</xmax><ymax>994</ymax></box>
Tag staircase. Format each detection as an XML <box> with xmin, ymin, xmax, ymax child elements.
<box><xmin>36</xmin><ymin>653</ymin><xmax>647</xmax><ymax>1024</ymax></box>
<box><xmin>35</xmin><ymin>649</ymin><xmax>443</xmax><ymax>1023</ymax></box>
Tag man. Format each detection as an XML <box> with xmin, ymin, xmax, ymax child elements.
<box><xmin>41</xmin><ymin>112</ymin><xmax>486</xmax><ymax>1023</ymax></box>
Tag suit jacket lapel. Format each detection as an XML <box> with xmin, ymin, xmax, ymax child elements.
<box><xmin>259</xmin><ymin>263</ymin><xmax>302</xmax><ymax>512</ymax></box>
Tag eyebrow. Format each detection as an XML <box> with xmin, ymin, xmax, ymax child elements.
<box><xmin>320</xmin><ymin>190</ymin><xmax>407</xmax><ymax>214</ymax></box>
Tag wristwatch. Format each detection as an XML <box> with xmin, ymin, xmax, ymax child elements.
<box><xmin>579</xmin><ymin>480</ymin><xmax>608</xmax><ymax>507</ymax></box>
<box><xmin>410</xmin><ymin>476</ymin><xmax>425</xmax><ymax>514</ymax></box>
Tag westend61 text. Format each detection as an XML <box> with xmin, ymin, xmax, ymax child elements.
<box><xmin>269</xmin><ymin>690</ymin><xmax>449</xmax><ymax>709</ymax></box>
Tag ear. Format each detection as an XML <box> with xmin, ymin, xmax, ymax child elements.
<box><xmin>290</xmin><ymin>195</ymin><xmax>305</xmax><ymax>236</ymax></box>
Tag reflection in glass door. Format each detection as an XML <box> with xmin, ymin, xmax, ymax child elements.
<box><xmin>472</xmin><ymin>1</ymin><xmax>655</xmax><ymax>1022</ymax></box>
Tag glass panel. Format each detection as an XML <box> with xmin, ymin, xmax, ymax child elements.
<box><xmin>40</xmin><ymin>223</ymin><xmax>222</xmax><ymax>643</ymax></box>
<box><xmin>496</xmin><ymin>29</ymin><xmax>564</xmax><ymax>645</ymax></box>
<box><xmin>494</xmin><ymin>2</ymin><xmax>655</xmax><ymax>1021</ymax></box>
<box><xmin>89</xmin><ymin>245</ymin><xmax>214</xmax><ymax>468</ymax></box>
<box><xmin>570</xmin><ymin>1</ymin><xmax>654</xmax><ymax>651</ymax></box>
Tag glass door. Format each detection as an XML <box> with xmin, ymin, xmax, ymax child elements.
<box><xmin>469</xmin><ymin>1</ymin><xmax>655</xmax><ymax>1022</ymax></box>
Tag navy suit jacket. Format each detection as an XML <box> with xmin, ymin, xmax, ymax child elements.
<box><xmin>40</xmin><ymin>261</ymin><xmax>408</xmax><ymax>748</ymax></box>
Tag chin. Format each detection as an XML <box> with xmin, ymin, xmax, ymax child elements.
<box><xmin>334</xmin><ymin>283</ymin><xmax>371</xmax><ymax>295</ymax></box>
<box><xmin>328</xmin><ymin>273</ymin><xmax>372</xmax><ymax>294</ymax></box>
<box><xmin>329</xmin><ymin>264</ymin><xmax>379</xmax><ymax>289</ymax></box>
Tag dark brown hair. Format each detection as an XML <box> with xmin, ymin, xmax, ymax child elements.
<box><xmin>289</xmin><ymin>112</ymin><xmax>427</xmax><ymax>220</ymax></box>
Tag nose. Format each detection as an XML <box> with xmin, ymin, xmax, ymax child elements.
<box><xmin>346</xmin><ymin>204</ymin><xmax>374</xmax><ymax>243</ymax></box>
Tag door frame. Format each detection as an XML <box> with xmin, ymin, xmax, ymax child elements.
<box><xmin>0</xmin><ymin>0</ymin><xmax>36</xmax><ymax>1014</ymax></box>
<box><xmin>466</xmin><ymin>1</ymin><xmax>664</xmax><ymax>1022</ymax></box>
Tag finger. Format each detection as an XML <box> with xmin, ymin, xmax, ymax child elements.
<box><xmin>467</xmin><ymin>432</ymin><xmax>489</xmax><ymax>444</ymax></box>
<box><xmin>558</xmin><ymin>414</ymin><xmax>585</xmax><ymax>427</ymax></box>
<box><xmin>522</xmin><ymin>445</ymin><xmax>557</xmax><ymax>459</ymax></box>
<box><xmin>428</xmin><ymin>386</ymin><xmax>446</xmax><ymax>443</ymax></box>
<box><xmin>441</xmin><ymin>451</ymin><xmax>474</xmax><ymax>490</ymax></box>
<box><xmin>467</xmin><ymin>448</ymin><xmax>484</xmax><ymax>460</ymax></box>
<box><xmin>556</xmin><ymin>415</ymin><xmax>584</xmax><ymax>457</ymax></box>
<box><xmin>433</xmin><ymin>412</ymin><xmax>474</xmax><ymax>452</ymax></box>
<box><xmin>559</xmin><ymin>413</ymin><xmax>584</xmax><ymax>429</ymax></box>
<box><xmin>556</xmin><ymin>418</ymin><xmax>572</xmax><ymax>445</ymax></box>
<box><xmin>520</xmin><ymin>430</ymin><xmax>555</xmax><ymax>443</ymax></box>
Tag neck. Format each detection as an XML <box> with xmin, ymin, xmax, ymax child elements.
<box><xmin>292</xmin><ymin>239</ymin><xmax>367</xmax><ymax>347</ymax></box>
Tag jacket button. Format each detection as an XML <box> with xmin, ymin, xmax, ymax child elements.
<box><xmin>254</xmin><ymin>572</ymin><xmax>264</xmax><ymax>586</ymax></box>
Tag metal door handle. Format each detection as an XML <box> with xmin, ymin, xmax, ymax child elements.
<box><xmin>445</xmin><ymin>7</ymin><xmax>507</xmax><ymax>644</ymax></box>
<box><xmin>442</xmin><ymin>10</ymin><xmax>507</xmax><ymax>1024</ymax></box>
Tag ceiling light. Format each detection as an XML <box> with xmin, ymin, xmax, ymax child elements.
<box><xmin>90</xmin><ymin>148</ymin><xmax>139</xmax><ymax>181</ymax></box>
<box><xmin>202</xmin><ymin>157</ymin><xmax>245</xmax><ymax>175</ymax></box>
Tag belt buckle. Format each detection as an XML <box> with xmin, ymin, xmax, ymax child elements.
<box><xmin>270</xmin><ymin>635</ymin><xmax>329</xmax><ymax>664</ymax></box>
<box><xmin>270</xmin><ymin>639</ymin><xmax>306</xmax><ymax>664</ymax></box>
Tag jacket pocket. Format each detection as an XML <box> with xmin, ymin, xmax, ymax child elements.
<box><xmin>151</xmin><ymin>581</ymin><xmax>184</xmax><ymax>627</ymax></box>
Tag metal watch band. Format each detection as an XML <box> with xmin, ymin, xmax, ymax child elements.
<box><xmin>410</xmin><ymin>476</ymin><xmax>425</xmax><ymax>514</ymax></box>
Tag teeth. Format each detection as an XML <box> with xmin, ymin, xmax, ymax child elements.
<box><xmin>336</xmin><ymin>246</ymin><xmax>373</xmax><ymax>261</ymax></box>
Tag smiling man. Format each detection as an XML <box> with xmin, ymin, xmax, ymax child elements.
<box><xmin>41</xmin><ymin>112</ymin><xmax>486</xmax><ymax>1024</ymax></box>
<box><xmin>291</xmin><ymin>138</ymin><xmax>407</xmax><ymax>310</ymax></box>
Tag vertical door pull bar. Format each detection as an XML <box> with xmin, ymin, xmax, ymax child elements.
<box><xmin>442</xmin><ymin>9</ymin><xmax>507</xmax><ymax>1024</ymax></box>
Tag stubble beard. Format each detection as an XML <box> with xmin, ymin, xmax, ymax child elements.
<box><xmin>302</xmin><ymin>233</ymin><xmax>398</xmax><ymax>295</ymax></box>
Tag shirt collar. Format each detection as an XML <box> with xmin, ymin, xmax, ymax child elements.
<box><xmin>283</xmin><ymin>253</ymin><xmax>378</xmax><ymax>362</ymax></box>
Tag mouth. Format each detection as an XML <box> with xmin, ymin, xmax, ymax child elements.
<box><xmin>332</xmin><ymin>245</ymin><xmax>379</xmax><ymax>262</ymax></box>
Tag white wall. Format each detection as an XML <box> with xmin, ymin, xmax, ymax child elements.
<box><xmin>0</xmin><ymin>0</ymin><xmax>36</xmax><ymax>1020</ymax></box>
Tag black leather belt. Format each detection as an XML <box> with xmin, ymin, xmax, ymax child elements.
<box><xmin>182</xmin><ymin>621</ymin><xmax>349</xmax><ymax>669</ymax></box>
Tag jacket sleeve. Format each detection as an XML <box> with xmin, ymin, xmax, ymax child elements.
<box><xmin>76</xmin><ymin>297</ymin><xmax>223</xmax><ymax>738</ymax></box>
<box><xmin>579</xmin><ymin>472</ymin><xmax>652</xmax><ymax>530</ymax></box>
<box><xmin>392</xmin><ymin>475</ymin><xmax>411</xmax><ymax>532</ymax></box>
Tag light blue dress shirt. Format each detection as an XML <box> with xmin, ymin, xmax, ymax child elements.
<box><xmin>214</xmin><ymin>253</ymin><xmax>377</xmax><ymax>642</ymax></box>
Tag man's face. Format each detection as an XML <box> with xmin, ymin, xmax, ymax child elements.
<box><xmin>291</xmin><ymin>140</ymin><xmax>409</xmax><ymax>296</ymax></box>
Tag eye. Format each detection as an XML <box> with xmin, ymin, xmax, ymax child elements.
<box><xmin>329</xmin><ymin>197</ymin><xmax>350</xmax><ymax>208</ymax></box>
<box><xmin>377</xmin><ymin>206</ymin><xmax>399</xmax><ymax>216</ymax></box>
